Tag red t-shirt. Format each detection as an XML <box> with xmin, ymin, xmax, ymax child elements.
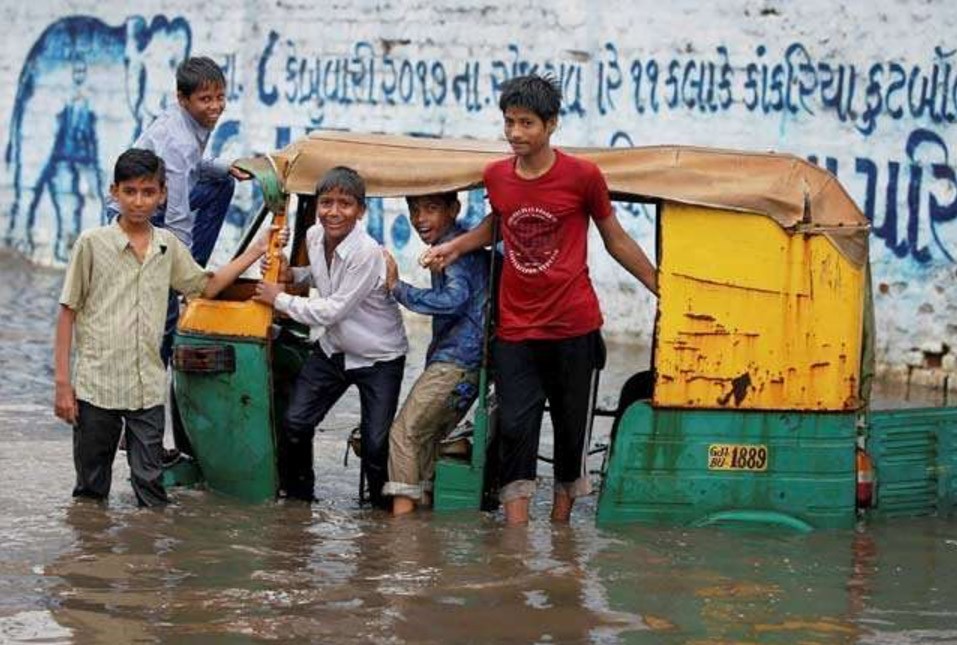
<box><xmin>484</xmin><ymin>149</ymin><xmax>613</xmax><ymax>341</ymax></box>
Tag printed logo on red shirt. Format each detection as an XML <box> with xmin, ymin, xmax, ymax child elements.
<box><xmin>506</xmin><ymin>206</ymin><xmax>559</xmax><ymax>275</ymax></box>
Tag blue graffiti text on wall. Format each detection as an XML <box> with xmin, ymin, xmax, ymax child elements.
<box><xmin>257</xmin><ymin>38</ymin><xmax>957</xmax><ymax>138</ymax></box>
<box><xmin>843</xmin><ymin>128</ymin><xmax>957</xmax><ymax>264</ymax></box>
<box><xmin>257</xmin><ymin>36</ymin><xmax>586</xmax><ymax>123</ymax></box>
<box><xmin>599</xmin><ymin>42</ymin><xmax>957</xmax><ymax>137</ymax></box>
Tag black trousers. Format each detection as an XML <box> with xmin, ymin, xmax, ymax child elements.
<box><xmin>73</xmin><ymin>400</ymin><xmax>169</xmax><ymax>507</ymax></box>
<box><xmin>492</xmin><ymin>330</ymin><xmax>605</xmax><ymax>496</ymax></box>
<box><xmin>282</xmin><ymin>348</ymin><xmax>405</xmax><ymax>507</ymax></box>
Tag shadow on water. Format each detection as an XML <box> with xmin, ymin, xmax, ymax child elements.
<box><xmin>1</xmin><ymin>250</ymin><xmax>956</xmax><ymax>643</ymax></box>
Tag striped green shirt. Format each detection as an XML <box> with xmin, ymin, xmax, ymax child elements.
<box><xmin>59</xmin><ymin>221</ymin><xmax>209</xmax><ymax>410</ymax></box>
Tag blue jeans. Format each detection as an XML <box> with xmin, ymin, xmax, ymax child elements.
<box><xmin>151</xmin><ymin>174</ymin><xmax>236</xmax><ymax>268</ymax></box>
<box><xmin>153</xmin><ymin>175</ymin><xmax>235</xmax><ymax>364</ymax></box>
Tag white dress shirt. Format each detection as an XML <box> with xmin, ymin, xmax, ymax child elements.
<box><xmin>274</xmin><ymin>223</ymin><xmax>408</xmax><ymax>369</ymax></box>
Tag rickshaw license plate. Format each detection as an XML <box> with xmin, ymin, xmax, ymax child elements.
<box><xmin>708</xmin><ymin>443</ymin><xmax>768</xmax><ymax>471</ymax></box>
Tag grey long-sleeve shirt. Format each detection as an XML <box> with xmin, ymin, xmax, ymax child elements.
<box><xmin>112</xmin><ymin>105</ymin><xmax>229</xmax><ymax>248</ymax></box>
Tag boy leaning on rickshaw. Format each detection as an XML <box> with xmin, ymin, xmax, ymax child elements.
<box><xmin>381</xmin><ymin>192</ymin><xmax>489</xmax><ymax>515</ymax></box>
<box><xmin>425</xmin><ymin>74</ymin><xmax>658</xmax><ymax>525</ymax></box>
<box><xmin>253</xmin><ymin>166</ymin><xmax>408</xmax><ymax>509</ymax></box>
<box><xmin>54</xmin><ymin>149</ymin><xmax>281</xmax><ymax>507</ymax></box>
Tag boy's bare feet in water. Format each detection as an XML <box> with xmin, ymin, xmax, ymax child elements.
<box><xmin>504</xmin><ymin>497</ymin><xmax>530</xmax><ymax>525</ymax></box>
<box><xmin>551</xmin><ymin>489</ymin><xmax>574</xmax><ymax>523</ymax></box>
<box><xmin>392</xmin><ymin>495</ymin><xmax>415</xmax><ymax>516</ymax></box>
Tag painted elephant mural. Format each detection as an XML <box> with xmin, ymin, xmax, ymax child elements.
<box><xmin>4</xmin><ymin>15</ymin><xmax>191</xmax><ymax>262</ymax></box>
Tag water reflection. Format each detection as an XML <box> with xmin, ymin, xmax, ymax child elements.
<box><xmin>46</xmin><ymin>501</ymin><xmax>650</xmax><ymax>642</ymax></box>
<box><xmin>386</xmin><ymin>521</ymin><xmax>647</xmax><ymax>643</ymax></box>
<box><xmin>42</xmin><ymin>500</ymin><xmax>957</xmax><ymax>644</ymax></box>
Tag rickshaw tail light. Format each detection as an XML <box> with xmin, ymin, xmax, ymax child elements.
<box><xmin>856</xmin><ymin>448</ymin><xmax>875</xmax><ymax>509</ymax></box>
<box><xmin>172</xmin><ymin>345</ymin><xmax>236</xmax><ymax>374</ymax></box>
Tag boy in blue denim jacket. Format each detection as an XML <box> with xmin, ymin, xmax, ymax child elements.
<box><xmin>382</xmin><ymin>192</ymin><xmax>488</xmax><ymax>515</ymax></box>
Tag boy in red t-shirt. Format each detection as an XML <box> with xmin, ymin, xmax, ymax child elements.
<box><xmin>425</xmin><ymin>74</ymin><xmax>657</xmax><ymax>525</ymax></box>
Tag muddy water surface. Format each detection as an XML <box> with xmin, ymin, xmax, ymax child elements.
<box><xmin>1</xmin><ymin>250</ymin><xmax>956</xmax><ymax>644</ymax></box>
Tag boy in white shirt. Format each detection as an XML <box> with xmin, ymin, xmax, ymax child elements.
<box><xmin>254</xmin><ymin>166</ymin><xmax>407</xmax><ymax>508</ymax></box>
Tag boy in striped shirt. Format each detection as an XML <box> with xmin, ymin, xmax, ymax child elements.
<box><xmin>54</xmin><ymin>148</ymin><xmax>278</xmax><ymax>506</ymax></box>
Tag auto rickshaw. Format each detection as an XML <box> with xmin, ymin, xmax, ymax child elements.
<box><xmin>168</xmin><ymin>132</ymin><xmax>957</xmax><ymax>527</ymax></box>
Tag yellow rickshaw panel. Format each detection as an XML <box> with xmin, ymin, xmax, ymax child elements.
<box><xmin>654</xmin><ymin>204</ymin><xmax>864</xmax><ymax>411</ymax></box>
<box><xmin>178</xmin><ymin>298</ymin><xmax>273</xmax><ymax>339</ymax></box>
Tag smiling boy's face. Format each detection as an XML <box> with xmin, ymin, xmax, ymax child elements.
<box><xmin>408</xmin><ymin>195</ymin><xmax>460</xmax><ymax>245</ymax></box>
<box><xmin>317</xmin><ymin>187</ymin><xmax>364</xmax><ymax>246</ymax></box>
<box><xmin>178</xmin><ymin>81</ymin><xmax>226</xmax><ymax>130</ymax></box>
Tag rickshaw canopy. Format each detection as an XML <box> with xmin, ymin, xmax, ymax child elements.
<box><xmin>260</xmin><ymin>131</ymin><xmax>869</xmax><ymax>266</ymax></box>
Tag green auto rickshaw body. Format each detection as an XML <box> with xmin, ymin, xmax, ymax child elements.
<box><xmin>167</xmin><ymin>132</ymin><xmax>957</xmax><ymax>526</ymax></box>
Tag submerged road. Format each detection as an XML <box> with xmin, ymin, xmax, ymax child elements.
<box><xmin>1</xmin><ymin>250</ymin><xmax>955</xmax><ymax>644</ymax></box>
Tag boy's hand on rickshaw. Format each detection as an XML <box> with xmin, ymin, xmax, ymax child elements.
<box><xmin>383</xmin><ymin>249</ymin><xmax>399</xmax><ymax>292</ymax></box>
<box><xmin>54</xmin><ymin>382</ymin><xmax>78</xmax><ymax>425</ymax></box>
<box><xmin>420</xmin><ymin>241</ymin><xmax>459</xmax><ymax>271</ymax></box>
<box><xmin>228</xmin><ymin>165</ymin><xmax>253</xmax><ymax>181</ymax></box>
<box><xmin>255</xmin><ymin>224</ymin><xmax>291</xmax><ymax>281</ymax></box>
<box><xmin>253</xmin><ymin>281</ymin><xmax>285</xmax><ymax>305</ymax></box>
<box><xmin>261</xmin><ymin>253</ymin><xmax>292</xmax><ymax>283</ymax></box>
<box><xmin>253</xmin><ymin>224</ymin><xmax>289</xmax><ymax>255</ymax></box>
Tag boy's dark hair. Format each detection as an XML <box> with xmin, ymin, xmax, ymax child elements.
<box><xmin>315</xmin><ymin>166</ymin><xmax>366</xmax><ymax>204</ymax></box>
<box><xmin>113</xmin><ymin>148</ymin><xmax>166</xmax><ymax>186</ymax></box>
<box><xmin>498</xmin><ymin>74</ymin><xmax>562</xmax><ymax>122</ymax></box>
<box><xmin>405</xmin><ymin>191</ymin><xmax>459</xmax><ymax>210</ymax></box>
<box><xmin>176</xmin><ymin>56</ymin><xmax>226</xmax><ymax>96</ymax></box>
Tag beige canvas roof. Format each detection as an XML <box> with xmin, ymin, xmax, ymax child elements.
<box><xmin>261</xmin><ymin>131</ymin><xmax>870</xmax><ymax>265</ymax></box>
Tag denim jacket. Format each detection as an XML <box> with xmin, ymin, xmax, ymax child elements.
<box><xmin>392</xmin><ymin>226</ymin><xmax>489</xmax><ymax>369</ymax></box>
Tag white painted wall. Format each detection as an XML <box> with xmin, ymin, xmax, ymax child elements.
<box><xmin>2</xmin><ymin>0</ymin><xmax>955</xmax><ymax>374</ymax></box>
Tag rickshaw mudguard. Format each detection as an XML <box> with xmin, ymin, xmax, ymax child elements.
<box><xmin>172</xmin><ymin>332</ymin><xmax>279</xmax><ymax>502</ymax></box>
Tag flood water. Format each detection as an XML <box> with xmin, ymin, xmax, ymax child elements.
<box><xmin>1</xmin><ymin>249</ymin><xmax>956</xmax><ymax>644</ymax></box>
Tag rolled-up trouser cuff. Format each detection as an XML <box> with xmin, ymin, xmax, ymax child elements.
<box><xmin>499</xmin><ymin>479</ymin><xmax>536</xmax><ymax>503</ymax></box>
<box><xmin>554</xmin><ymin>477</ymin><xmax>592</xmax><ymax>499</ymax></box>
<box><xmin>382</xmin><ymin>481</ymin><xmax>424</xmax><ymax>500</ymax></box>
